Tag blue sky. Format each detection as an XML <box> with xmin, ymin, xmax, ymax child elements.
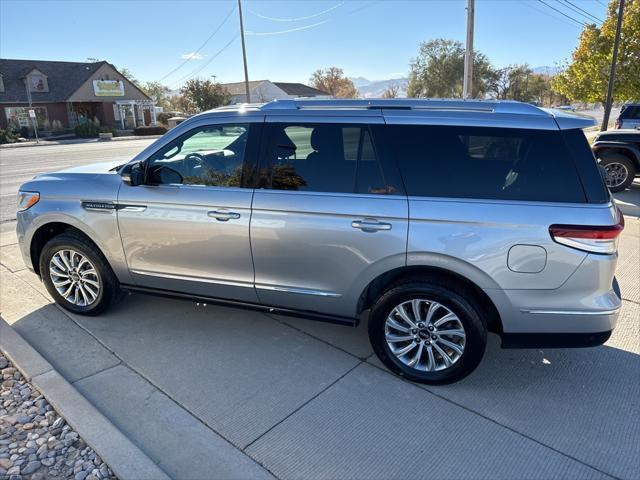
<box><xmin>0</xmin><ymin>0</ymin><xmax>609</xmax><ymax>87</ymax></box>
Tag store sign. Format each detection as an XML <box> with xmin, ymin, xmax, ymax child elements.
<box><xmin>93</xmin><ymin>80</ymin><xmax>125</xmax><ymax>97</ymax></box>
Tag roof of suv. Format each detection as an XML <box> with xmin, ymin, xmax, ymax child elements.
<box><xmin>203</xmin><ymin>98</ymin><xmax>597</xmax><ymax>130</ymax></box>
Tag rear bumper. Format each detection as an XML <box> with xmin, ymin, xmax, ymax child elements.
<box><xmin>492</xmin><ymin>276</ymin><xmax>621</xmax><ymax>349</ymax></box>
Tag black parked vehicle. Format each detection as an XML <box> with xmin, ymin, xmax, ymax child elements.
<box><xmin>592</xmin><ymin>130</ymin><xmax>640</xmax><ymax>192</ymax></box>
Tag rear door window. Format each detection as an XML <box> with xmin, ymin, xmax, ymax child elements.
<box><xmin>260</xmin><ymin>123</ymin><xmax>393</xmax><ymax>195</ymax></box>
<box><xmin>375</xmin><ymin>125</ymin><xmax>586</xmax><ymax>203</ymax></box>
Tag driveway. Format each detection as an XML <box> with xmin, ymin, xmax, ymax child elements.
<box><xmin>0</xmin><ymin>142</ymin><xmax>638</xmax><ymax>479</ymax></box>
<box><xmin>1</xmin><ymin>219</ymin><xmax>638</xmax><ymax>478</ymax></box>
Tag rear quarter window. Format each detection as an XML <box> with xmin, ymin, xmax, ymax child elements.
<box><xmin>375</xmin><ymin>125</ymin><xmax>587</xmax><ymax>203</ymax></box>
<box><xmin>620</xmin><ymin>106</ymin><xmax>640</xmax><ymax>119</ymax></box>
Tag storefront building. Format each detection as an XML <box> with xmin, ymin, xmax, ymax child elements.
<box><xmin>0</xmin><ymin>59</ymin><xmax>155</xmax><ymax>132</ymax></box>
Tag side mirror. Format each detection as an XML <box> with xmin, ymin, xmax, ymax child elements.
<box><xmin>121</xmin><ymin>161</ymin><xmax>144</xmax><ymax>186</ymax></box>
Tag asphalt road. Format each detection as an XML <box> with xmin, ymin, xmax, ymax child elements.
<box><xmin>0</xmin><ymin>139</ymin><xmax>154</xmax><ymax>222</ymax></box>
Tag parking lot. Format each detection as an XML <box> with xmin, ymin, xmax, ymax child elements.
<box><xmin>0</xmin><ymin>143</ymin><xmax>639</xmax><ymax>479</ymax></box>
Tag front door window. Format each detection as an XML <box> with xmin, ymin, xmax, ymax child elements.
<box><xmin>146</xmin><ymin>124</ymin><xmax>250</xmax><ymax>187</ymax></box>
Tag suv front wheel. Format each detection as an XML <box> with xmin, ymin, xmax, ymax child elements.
<box><xmin>369</xmin><ymin>281</ymin><xmax>487</xmax><ymax>384</ymax></box>
<box><xmin>40</xmin><ymin>233</ymin><xmax>120</xmax><ymax>315</ymax></box>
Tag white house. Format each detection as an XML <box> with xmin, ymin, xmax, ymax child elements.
<box><xmin>222</xmin><ymin>80</ymin><xmax>331</xmax><ymax>104</ymax></box>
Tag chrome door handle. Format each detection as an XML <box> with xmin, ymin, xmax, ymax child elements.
<box><xmin>208</xmin><ymin>210</ymin><xmax>241</xmax><ymax>221</ymax></box>
<box><xmin>351</xmin><ymin>219</ymin><xmax>392</xmax><ymax>232</ymax></box>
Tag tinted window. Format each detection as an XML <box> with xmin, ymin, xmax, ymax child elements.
<box><xmin>380</xmin><ymin>125</ymin><xmax>586</xmax><ymax>203</ymax></box>
<box><xmin>620</xmin><ymin>106</ymin><xmax>640</xmax><ymax>119</ymax></box>
<box><xmin>146</xmin><ymin>124</ymin><xmax>250</xmax><ymax>187</ymax></box>
<box><xmin>261</xmin><ymin>123</ymin><xmax>390</xmax><ymax>194</ymax></box>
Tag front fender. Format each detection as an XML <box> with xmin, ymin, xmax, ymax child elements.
<box><xmin>18</xmin><ymin>200</ymin><xmax>132</xmax><ymax>284</ymax></box>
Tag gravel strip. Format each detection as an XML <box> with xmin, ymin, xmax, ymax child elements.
<box><xmin>0</xmin><ymin>353</ymin><xmax>117</xmax><ymax>480</ymax></box>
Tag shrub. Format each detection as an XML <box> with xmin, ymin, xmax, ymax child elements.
<box><xmin>74</xmin><ymin>121</ymin><xmax>100</xmax><ymax>138</ymax></box>
<box><xmin>51</xmin><ymin>120</ymin><xmax>64</xmax><ymax>133</ymax></box>
<box><xmin>0</xmin><ymin>128</ymin><xmax>18</xmax><ymax>144</ymax></box>
<box><xmin>100</xmin><ymin>126</ymin><xmax>117</xmax><ymax>136</ymax></box>
<box><xmin>157</xmin><ymin>112</ymin><xmax>172</xmax><ymax>125</ymax></box>
<box><xmin>133</xmin><ymin>125</ymin><xmax>168</xmax><ymax>136</ymax></box>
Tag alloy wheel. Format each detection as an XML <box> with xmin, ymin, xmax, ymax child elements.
<box><xmin>385</xmin><ymin>299</ymin><xmax>466</xmax><ymax>372</ymax></box>
<box><xmin>49</xmin><ymin>249</ymin><xmax>100</xmax><ymax>306</ymax></box>
<box><xmin>604</xmin><ymin>162</ymin><xmax>629</xmax><ymax>188</ymax></box>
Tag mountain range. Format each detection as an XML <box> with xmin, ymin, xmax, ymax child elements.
<box><xmin>350</xmin><ymin>66</ymin><xmax>560</xmax><ymax>98</ymax></box>
<box><xmin>349</xmin><ymin>77</ymin><xmax>409</xmax><ymax>98</ymax></box>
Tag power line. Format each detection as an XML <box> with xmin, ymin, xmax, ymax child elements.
<box><xmin>595</xmin><ymin>0</ymin><xmax>608</xmax><ymax>7</ymax></box>
<box><xmin>537</xmin><ymin>0</ymin><xmax>586</xmax><ymax>26</ymax></box>
<box><xmin>246</xmin><ymin>0</ymin><xmax>381</xmax><ymax>37</ymax></box>
<box><xmin>522</xmin><ymin>1</ymin><xmax>578</xmax><ymax>27</ymax></box>
<box><xmin>247</xmin><ymin>2</ymin><xmax>344</xmax><ymax>22</ymax></box>
<box><xmin>158</xmin><ymin>4</ymin><xmax>237</xmax><ymax>82</ymax></box>
<box><xmin>169</xmin><ymin>35</ymin><xmax>239</xmax><ymax>88</ymax></box>
<box><xmin>247</xmin><ymin>19</ymin><xmax>330</xmax><ymax>37</ymax></box>
<box><xmin>559</xmin><ymin>0</ymin><xmax>603</xmax><ymax>23</ymax></box>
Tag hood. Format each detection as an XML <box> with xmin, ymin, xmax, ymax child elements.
<box><xmin>56</xmin><ymin>159</ymin><xmax>126</xmax><ymax>174</ymax></box>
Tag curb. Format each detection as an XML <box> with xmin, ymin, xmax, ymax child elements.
<box><xmin>0</xmin><ymin>318</ymin><xmax>171</xmax><ymax>480</ymax></box>
<box><xmin>0</xmin><ymin>135</ymin><xmax>162</xmax><ymax>149</ymax></box>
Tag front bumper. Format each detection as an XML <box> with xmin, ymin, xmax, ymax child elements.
<box><xmin>16</xmin><ymin>211</ymin><xmax>35</xmax><ymax>273</ymax></box>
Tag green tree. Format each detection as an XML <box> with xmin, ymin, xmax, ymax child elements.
<box><xmin>114</xmin><ymin>66</ymin><xmax>141</xmax><ymax>88</ymax></box>
<box><xmin>180</xmin><ymin>78</ymin><xmax>231</xmax><ymax>113</ymax></box>
<box><xmin>407</xmin><ymin>39</ymin><xmax>496</xmax><ymax>98</ymax></box>
<box><xmin>141</xmin><ymin>81</ymin><xmax>171</xmax><ymax>110</ymax></box>
<box><xmin>552</xmin><ymin>0</ymin><xmax>640</xmax><ymax>103</ymax></box>
<box><xmin>310</xmin><ymin>67</ymin><xmax>358</xmax><ymax>98</ymax></box>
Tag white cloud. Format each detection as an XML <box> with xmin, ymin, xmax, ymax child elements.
<box><xmin>181</xmin><ymin>52</ymin><xmax>204</xmax><ymax>60</ymax></box>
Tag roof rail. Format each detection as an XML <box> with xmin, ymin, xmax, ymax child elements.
<box><xmin>260</xmin><ymin>98</ymin><xmax>549</xmax><ymax>116</ymax></box>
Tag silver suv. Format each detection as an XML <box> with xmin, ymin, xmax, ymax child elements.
<box><xmin>16</xmin><ymin>99</ymin><xmax>624</xmax><ymax>384</ymax></box>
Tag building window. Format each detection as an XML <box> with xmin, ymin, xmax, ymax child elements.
<box><xmin>28</xmin><ymin>73</ymin><xmax>49</xmax><ymax>92</ymax></box>
<box><xmin>0</xmin><ymin>75</ymin><xmax>4</xmax><ymax>93</ymax></box>
<box><xmin>4</xmin><ymin>107</ymin><xmax>49</xmax><ymax>130</ymax></box>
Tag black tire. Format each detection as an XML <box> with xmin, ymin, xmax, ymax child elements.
<box><xmin>368</xmin><ymin>281</ymin><xmax>487</xmax><ymax>384</ymax></box>
<box><xmin>39</xmin><ymin>232</ymin><xmax>120</xmax><ymax>316</ymax></box>
<box><xmin>599</xmin><ymin>154</ymin><xmax>636</xmax><ymax>192</ymax></box>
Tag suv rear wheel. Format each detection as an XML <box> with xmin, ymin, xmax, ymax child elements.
<box><xmin>369</xmin><ymin>281</ymin><xmax>487</xmax><ymax>384</ymax></box>
<box><xmin>599</xmin><ymin>154</ymin><xmax>636</xmax><ymax>192</ymax></box>
<box><xmin>40</xmin><ymin>233</ymin><xmax>120</xmax><ymax>315</ymax></box>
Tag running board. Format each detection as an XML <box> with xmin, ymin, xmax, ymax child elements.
<box><xmin>121</xmin><ymin>284</ymin><xmax>359</xmax><ymax>327</ymax></box>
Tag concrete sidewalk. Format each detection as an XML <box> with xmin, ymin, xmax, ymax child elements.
<box><xmin>1</xmin><ymin>216</ymin><xmax>638</xmax><ymax>479</ymax></box>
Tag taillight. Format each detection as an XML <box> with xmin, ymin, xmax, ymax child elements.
<box><xmin>549</xmin><ymin>211</ymin><xmax>624</xmax><ymax>254</ymax></box>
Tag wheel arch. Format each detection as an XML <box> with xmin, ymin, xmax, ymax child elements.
<box><xmin>29</xmin><ymin>221</ymin><xmax>110</xmax><ymax>277</ymax></box>
<box><xmin>593</xmin><ymin>144</ymin><xmax>640</xmax><ymax>170</ymax></box>
<box><xmin>357</xmin><ymin>265</ymin><xmax>503</xmax><ymax>334</ymax></box>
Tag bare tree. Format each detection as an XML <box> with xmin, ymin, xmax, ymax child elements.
<box><xmin>310</xmin><ymin>67</ymin><xmax>358</xmax><ymax>98</ymax></box>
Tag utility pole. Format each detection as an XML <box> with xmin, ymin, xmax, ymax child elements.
<box><xmin>601</xmin><ymin>0</ymin><xmax>625</xmax><ymax>131</ymax></box>
<box><xmin>237</xmin><ymin>0</ymin><xmax>251</xmax><ymax>103</ymax></box>
<box><xmin>462</xmin><ymin>0</ymin><xmax>475</xmax><ymax>99</ymax></box>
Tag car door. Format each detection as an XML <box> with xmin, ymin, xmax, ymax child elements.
<box><xmin>250</xmin><ymin>116</ymin><xmax>408</xmax><ymax>319</ymax></box>
<box><xmin>117</xmin><ymin>118</ymin><xmax>262</xmax><ymax>302</ymax></box>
